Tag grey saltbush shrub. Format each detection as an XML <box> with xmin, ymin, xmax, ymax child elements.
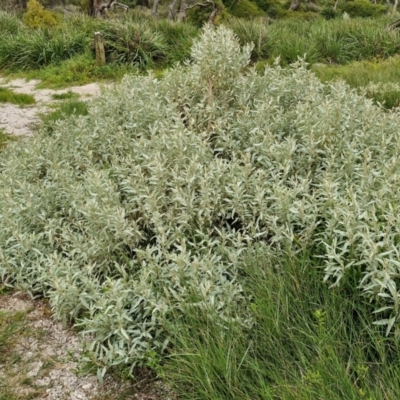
<box><xmin>2</xmin><ymin>25</ymin><xmax>400</xmax><ymax>374</ymax></box>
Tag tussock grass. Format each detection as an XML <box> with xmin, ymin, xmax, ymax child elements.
<box><xmin>0</xmin><ymin>86</ymin><xmax>35</xmax><ymax>105</ymax></box>
<box><xmin>100</xmin><ymin>17</ymin><xmax>198</xmax><ymax>69</ymax></box>
<box><xmin>228</xmin><ymin>16</ymin><xmax>400</xmax><ymax>65</ymax></box>
<box><xmin>0</xmin><ymin>20</ymin><xmax>88</xmax><ymax>71</ymax></box>
<box><xmin>0</xmin><ymin>11</ymin><xmax>22</xmax><ymax>35</ymax></box>
<box><xmin>163</xmin><ymin>249</ymin><xmax>400</xmax><ymax>399</ymax></box>
<box><xmin>1</xmin><ymin>11</ymin><xmax>399</xmax><ymax>78</ymax></box>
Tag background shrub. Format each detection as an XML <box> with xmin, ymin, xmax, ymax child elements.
<box><xmin>340</xmin><ymin>0</ymin><xmax>387</xmax><ymax>18</ymax></box>
<box><xmin>23</xmin><ymin>0</ymin><xmax>60</xmax><ymax>29</ymax></box>
<box><xmin>229</xmin><ymin>0</ymin><xmax>265</xmax><ymax>18</ymax></box>
<box><xmin>320</xmin><ymin>6</ymin><xmax>339</xmax><ymax>20</ymax></box>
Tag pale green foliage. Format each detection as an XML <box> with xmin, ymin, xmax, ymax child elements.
<box><xmin>1</xmin><ymin>25</ymin><xmax>400</xmax><ymax>374</ymax></box>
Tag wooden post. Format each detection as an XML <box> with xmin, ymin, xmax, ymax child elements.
<box><xmin>94</xmin><ymin>32</ymin><xmax>106</xmax><ymax>66</ymax></box>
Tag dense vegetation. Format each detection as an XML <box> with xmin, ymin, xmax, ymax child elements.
<box><xmin>3</xmin><ymin>0</ymin><xmax>400</xmax><ymax>397</ymax></box>
<box><xmin>1</xmin><ymin>0</ymin><xmax>398</xmax><ymax>21</ymax></box>
<box><xmin>2</xmin><ymin>26</ymin><xmax>400</xmax><ymax>398</ymax></box>
<box><xmin>2</xmin><ymin>1</ymin><xmax>400</xmax><ymax>104</ymax></box>
<box><xmin>1</xmin><ymin>8</ymin><xmax>400</xmax><ymax>70</ymax></box>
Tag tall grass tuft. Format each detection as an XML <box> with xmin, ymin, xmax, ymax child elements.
<box><xmin>225</xmin><ymin>18</ymin><xmax>274</xmax><ymax>60</ymax></box>
<box><xmin>0</xmin><ymin>28</ymin><xmax>88</xmax><ymax>70</ymax></box>
<box><xmin>101</xmin><ymin>19</ymin><xmax>169</xmax><ymax>69</ymax></box>
<box><xmin>101</xmin><ymin>18</ymin><xmax>198</xmax><ymax>68</ymax></box>
<box><xmin>228</xmin><ymin>16</ymin><xmax>400</xmax><ymax>65</ymax></box>
<box><xmin>163</xmin><ymin>249</ymin><xmax>400</xmax><ymax>399</ymax></box>
<box><xmin>0</xmin><ymin>87</ymin><xmax>35</xmax><ymax>105</ymax></box>
<box><xmin>0</xmin><ymin>11</ymin><xmax>23</xmax><ymax>35</ymax></box>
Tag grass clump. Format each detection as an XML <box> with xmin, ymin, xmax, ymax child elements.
<box><xmin>51</xmin><ymin>91</ymin><xmax>78</xmax><ymax>100</ymax></box>
<box><xmin>163</xmin><ymin>249</ymin><xmax>400</xmax><ymax>399</ymax></box>
<box><xmin>0</xmin><ymin>129</ymin><xmax>14</xmax><ymax>151</ymax></box>
<box><xmin>0</xmin><ymin>86</ymin><xmax>35</xmax><ymax>105</ymax></box>
<box><xmin>2</xmin><ymin>26</ymin><xmax>400</xmax><ymax>380</ymax></box>
<box><xmin>40</xmin><ymin>99</ymin><xmax>89</xmax><ymax>134</ymax></box>
<box><xmin>0</xmin><ymin>27</ymin><xmax>87</xmax><ymax>71</ymax></box>
<box><xmin>0</xmin><ymin>11</ymin><xmax>23</xmax><ymax>35</ymax></box>
<box><xmin>340</xmin><ymin>0</ymin><xmax>387</xmax><ymax>18</ymax></box>
<box><xmin>226</xmin><ymin>16</ymin><xmax>400</xmax><ymax>65</ymax></box>
<box><xmin>20</xmin><ymin>53</ymin><xmax>132</xmax><ymax>89</ymax></box>
<box><xmin>0</xmin><ymin>308</ymin><xmax>27</xmax><ymax>400</ymax></box>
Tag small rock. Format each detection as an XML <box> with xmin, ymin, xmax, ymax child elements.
<box><xmin>70</xmin><ymin>393</ymin><xmax>85</xmax><ymax>400</ymax></box>
<box><xmin>36</xmin><ymin>376</ymin><xmax>51</xmax><ymax>386</ymax></box>
<box><xmin>27</xmin><ymin>360</ymin><xmax>43</xmax><ymax>377</ymax></box>
<box><xmin>82</xmin><ymin>383</ymin><xmax>92</xmax><ymax>390</ymax></box>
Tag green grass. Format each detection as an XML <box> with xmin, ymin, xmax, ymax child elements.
<box><xmin>162</xmin><ymin>248</ymin><xmax>400</xmax><ymax>399</ymax></box>
<box><xmin>0</xmin><ymin>128</ymin><xmax>17</xmax><ymax>150</ymax></box>
<box><xmin>0</xmin><ymin>86</ymin><xmax>35</xmax><ymax>105</ymax></box>
<box><xmin>0</xmin><ymin>310</ymin><xmax>26</xmax><ymax>355</ymax></box>
<box><xmin>51</xmin><ymin>91</ymin><xmax>79</xmax><ymax>100</ymax></box>
<box><xmin>312</xmin><ymin>55</ymin><xmax>400</xmax><ymax>109</ymax></box>
<box><xmin>228</xmin><ymin>15</ymin><xmax>400</xmax><ymax>66</ymax></box>
<box><xmin>40</xmin><ymin>99</ymin><xmax>89</xmax><ymax>134</ymax></box>
<box><xmin>13</xmin><ymin>53</ymin><xmax>133</xmax><ymax>89</ymax></box>
<box><xmin>1</xmin><ymin>11</ymin><xmax>400</xmax><ymax>81</ymax></box>
<box><xmin>0</xmin><ymin>310</ymin><xmax>27</xmax><ymax>400</ymax></box>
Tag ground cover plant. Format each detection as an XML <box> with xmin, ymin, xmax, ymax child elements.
<box><xmin>2</xmin><ymin>25</ymin><xmax>400</xmax><ymax>389</ymax></box>
<box><xmin>0</xmin><ymin>86</ymin><xmax>35</xmax><ymax>105</ymax></box>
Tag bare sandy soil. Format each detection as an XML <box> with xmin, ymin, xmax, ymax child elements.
<box><xmin>0</xmin><ymin>77</ymin><xmax>102</xmax><ymax>136</ymax></box>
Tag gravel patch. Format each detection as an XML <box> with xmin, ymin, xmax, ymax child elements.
<box><xmin>0</xmin><ymin>77</ymin><xmax>103</xmax><ymax>136</ymax></box>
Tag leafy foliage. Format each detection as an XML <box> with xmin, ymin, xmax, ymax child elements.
<box><xmin>2</xmin><ymin>25</ymin><xmax>400</xmax><ymax>376</ymax></box>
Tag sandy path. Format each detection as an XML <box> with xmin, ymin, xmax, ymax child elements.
<box><xmin>0</xmin><ymin>77</ymin><xmax>103</xmax><ymax>136</ymax></box>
